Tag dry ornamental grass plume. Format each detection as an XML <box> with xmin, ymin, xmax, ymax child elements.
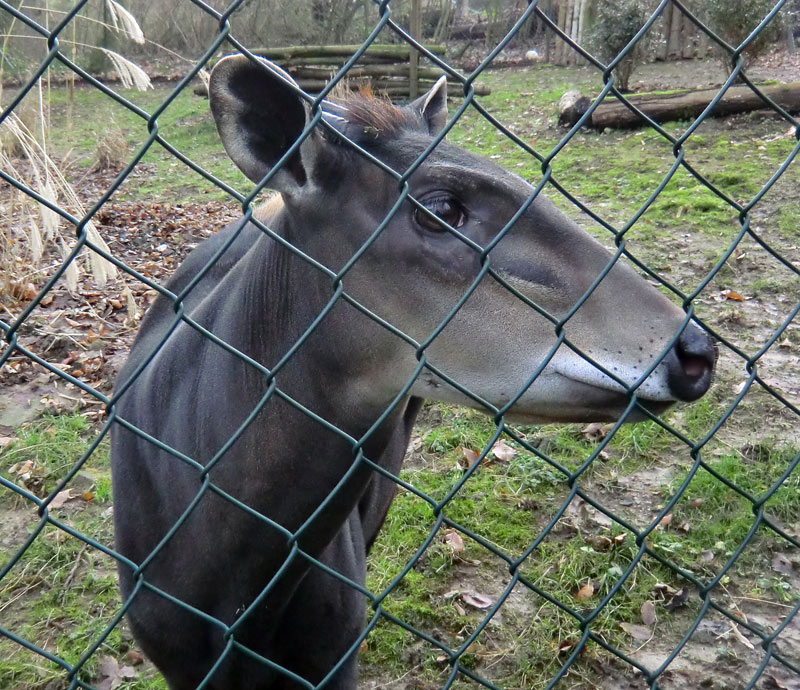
<box><xmin>0</xmin><ymin>107</ymin><xmax>119</xmax><ymax>290</ymax></box>
<box><xmin>105</xmin><ymin>0</ymin><xmax>146</xmax><ymax>45</ymax></box>
<box><xmin>0</xmin><ymin>2</ymin><xmax>151</xmax><ymax>298</ymax></box>
<box><xmin>101</xmin><ymin>49</ymin><xmax>152</xmax><ymax>91</ymax></box>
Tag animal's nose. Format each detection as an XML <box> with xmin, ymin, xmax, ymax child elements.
<box><xmin>665</xmin><ymin>324</ymin><xmax>717</xmax><ymax>402</ymax></box>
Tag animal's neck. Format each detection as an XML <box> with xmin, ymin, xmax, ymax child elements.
<box><xmin>232</xmin><ymin>211</ymin><xmax>400</xmax><ymax>440</ymax></box>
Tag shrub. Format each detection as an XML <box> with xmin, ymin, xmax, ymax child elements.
<box><xmin>585</xmin><ymin>0</ymin><xmax>650</xmax><ymax>92</ymax></box>
<box><xmin>702</xmin><ymin>0</ymin><xmax>784</xmax><ymax>79</ymax></box>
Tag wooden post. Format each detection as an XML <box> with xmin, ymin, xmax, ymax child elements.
<box><xmin>409</xmin><ymin>0</ymin><xmax>422</xmax><ymax>99</ymax></box>
<box><xmin>668</xmin><ymin>5</ymin><xmax>682</xmax><ymax>59</ymax></box>
<box><xmin>658</xmin><ymin>2</ymin><xmax>672</xmax><ymax>61</ymax></box>
<box><xmin>543</xmin><ymin>0</ymin><xmax>552</xmax><ymax>63</ymax></box>
<box><xmin>556</xmin><ymin>0</ymin><xmax>567</xmax><ymax>65</ymax></box>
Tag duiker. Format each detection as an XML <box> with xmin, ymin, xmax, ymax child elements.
<box><xmin>111</xmin><ymin>55</ymin><xmax>715</xmax><ymax>690</ymax></box>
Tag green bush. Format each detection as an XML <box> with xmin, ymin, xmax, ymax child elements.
<box><xmin>702</xmin><ymin>0</ymin><xmax>784</xmax><ymax>79</ymax></box>
<box><xmin>585</xmin><ymin>0</ymin><xmax>650</xmax><ymax>92</ymax></box>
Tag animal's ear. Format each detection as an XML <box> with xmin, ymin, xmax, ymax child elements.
<box><xmin>209</xmin><ymin>54</ymin><xmax>320</xmax><ymax>192</ymax></box>
<box><xmin>409</xmin><ymin>75</ymin><xmax>448</xmax><ymax>135</ymax></box>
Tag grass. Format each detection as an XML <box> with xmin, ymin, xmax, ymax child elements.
<box><xmin>364</xmin><ymin>401</ymin><xmax>800</xmax><ymax>688</ymax></box>
<box><xmin>41</xmin><ymin>84</ymin><xmax>249</xmax><ymax>203</ymax></box>
<box><xmin>0</xmin><ymin>415</ymin><xmax>164</xmax><ymax>690</ymax></box>
<box><xmin>1</xmin><ymin>61</ymin><xmax>798</xmax><ymax>689</ymax></box>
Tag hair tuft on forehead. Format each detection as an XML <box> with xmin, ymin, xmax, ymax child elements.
<box><xmin>340</xmin><ymin>93</ymin><xmax>416</xmax><ymax>136</ymax></box>
<box><xmin>323</xmin><ymin>86</ymin><xmax>419</xmax><ymax>142</ymax></box>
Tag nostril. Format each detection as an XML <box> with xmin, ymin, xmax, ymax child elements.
<box><xmin>679</xmin><ymin>353</ymin><xmax>710</xmax><ymax>380</ymax></box>
<box><xmin>667</xmin><ymin>326</ymin><xmax>717</xmax><ymax>401</ymax></box>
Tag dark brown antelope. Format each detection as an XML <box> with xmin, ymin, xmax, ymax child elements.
<box><xmin>111</xmin><ymin>54</ymin><xmax>715</xmax><ymax>690</ymax></box>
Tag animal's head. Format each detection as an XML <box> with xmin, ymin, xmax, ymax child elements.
<box><xmin>209</xmin><ymin>55</ymin><xmax>715</xmax><ymax>423</ymax></box>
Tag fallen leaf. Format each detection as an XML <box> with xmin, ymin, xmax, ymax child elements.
<box><xmin>584</xmin><ymin>535</ymin><xmax>613</xmax><ymax>552</ymax></box>
<box><xmin>95</xmin><ymin>655</ymin><xmax>126</xmax><ymax>690</ymax></box>
<box><xmin>0</xmin><ymin>436</ymin><xmax>15</xmax><ymax>447</ymax></box>
<box><xmin>120</xmin><ymin>666</ymin><xmax>137</xmax><ymax>681</ymax></box>
<box><xmin>641</xmin><ymin>601</ymin><xmax>656</xmax><ymax>627</ymax></box>
<box><xmin>688</xmin><ymin>497</ymin><xmax>704</xmax><ymax>509</ymax></box>
<box><xmin>491</xmin><ymin>440</ymin><xmax>516</xmax><ymax>462</ymax></box>
<box><xmin>125</xmin><ymin>650</ymin><xmax>145</xmax><ymax>666</ymax></box>
<box><xmin>576</xmin><ymin>582</ymin><xmax>594</xmax><ymax>600</ymax></box>
<box><xmin>9</xmin><ymin>459</ymin><xmax>35</xmax><ymax>476</ymax></box>
<box><xmin>457</xmin><ymin>446</ymin><xmax>479</xmax><ymax>469</ymax></box>
<box><xmin>460</xmin><ymin>592</ymin><xmax>493</xmax><ymax>610</ymax></box>
<box><xmin>654</xmin><ymin>582</ymin><xmax>679</xmax><ymax>597</ymax></box>
<box><xmin>763</xmin><ymin>675</ymin><xmax>788</xmax><ymax>689</ymax></box>
<box><xmin>620</xmin><ymin>622</ymin><xmax>652</xmax><ymax>642</ymax></box>
<box><xmin>664</xmin><ymin>587</ymin><xmax>688</xmax><ymax>611</ymax></box>
<box><xmin>580</xmin><ymin>422</ymin><xmax>609</xmax><ymax>442</ymax></box>
<box><xmin>658</xmin><ymin>513</ymin><xmax>673</xmax><ymax>528</ymax></box>
<box><xmin>50</xmin><ymin>489</ymin><xmax>79</xmax><ymax>509</ymax></box>
<box><xmin>516</xmin><ymin>498</ymin><xmax>540</xmax><ymax>511</ymax></box>
<box><xmin>721</xmin><ymin>289</ymin><xmax>746</xmax><ymax>301</ymax></box>
<box><xmin>443</xmin><ymin>529</ymin><xmax>464</xmax><ymax>553</ymax></box>
<box><xmin>557</xmin><ymin>640</ymin><xmax>574</xmax><ymax>655</ymax></box>
<box><xmin>613</xmin><ymin>533</ymin><xmax>627</xmax><ymax>547</ymax></box>
<box><xmin>771</xmin><ymin>552</ymin><xmax>793</xmax><ymax>575</ymax></box>
<box><xmin>82</xmin><ymin>491</ymin><xmax>96</xmax><ymax>502</ymax></box>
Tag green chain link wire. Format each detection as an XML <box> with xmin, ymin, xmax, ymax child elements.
<box><xmin>1</xmin><ymin>0</ymin><xmax>798</xmax><ymax>688</ymax></box>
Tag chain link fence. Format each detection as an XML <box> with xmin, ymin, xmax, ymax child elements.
<box><xmin>1</xmin><ymin>1</ymin><xmax>798</xmax><ymax>689</ymax></box>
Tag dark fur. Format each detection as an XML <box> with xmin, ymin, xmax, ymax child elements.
<box><xmin>112</xmin><ymin>55</ymin><xmax>715</xmax><ymax>690</ymax></box>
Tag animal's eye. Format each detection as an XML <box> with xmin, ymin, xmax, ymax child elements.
<box><xmin>414</xmin><ymin>195</ymin><xmax>466</xmax><ymax>233</ymax></box>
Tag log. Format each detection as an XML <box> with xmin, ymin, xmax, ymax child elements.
<box><xmin>252</xmin><ymin>44</ymin><xmax>446</xmax><ymax>61</ymax></box>
<box><xmin>558</xmin><ymin>89</ymin><xmax>590</xmax><ymax>126</ymax></box>
<box><xmin>296</xmin><ymin>79</ymin><xmax>490</xmax><ymax>97</ymax></box>
<box><xmin>449</xmin><ymin>21</ymin><xmax>487</xmax><ymax>40</ymax></box>
<box><xmin>275</xmin><ymin>55</ymin><xmax>402</xmax><ymax>66</ymax></box>
<box><xmin>588</xmin><ymin>81</ymin><xmax>800</xmax><ymax>130</ymax></box>
<box><xmin>286</xmin><ymin>64</ymin><xmax>443</xmax><ymax>80</ymax></box>
<box><xmin>377</xmin><ymin>84</ymin><xmax>491</xmax><ymax>98</ymax></box>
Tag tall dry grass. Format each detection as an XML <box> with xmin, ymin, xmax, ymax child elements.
<box><xmin>0</xmin><ymin>0</ymin><xmax>150</xmax><ymax>302</ymax></box>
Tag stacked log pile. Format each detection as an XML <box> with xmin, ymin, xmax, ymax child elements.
<box><xmin>249</xmin><ymin>44</ymin><xmax>490</xmax><ymax>100</ymax></box>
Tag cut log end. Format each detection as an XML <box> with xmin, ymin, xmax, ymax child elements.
<box><xmin>558</xmin><ymin>89</ymin><xmax>591</xmax><ymax>127</ymax></box>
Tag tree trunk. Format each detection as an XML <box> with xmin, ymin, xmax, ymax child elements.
<box><xmin>433</xmin><ymin>0</ymin><xmax>454</xmax><ymax>43</ymax></box>
<box><xmin>658</xmin><ymin>3</ymin><xmax>673</xmax><ymax>61</ymax></box>
<box><xmin>576</xmin><ymin>0</ymin><xmax>588</xmax><ymax>47</ymax></box>
<box><xmin>563</xmin><ymin>0</ymin><xmax>574</xmax><ymax>65</ymax></box>
<box><xmin>86</xmin><ymin>0</ymin><xmax>113</xmax><ymax>74</ymax></box>
<box><xmin>555</xmin><ymin>0</ymin><xmax>568</xmax><ymax>65</ymax></box>
<box><xmin>668</xmin><ymin>5</ymin><xmax>682</xmax><ymax>59</ymax></box>
<box><xmin>682</xmin><ymin>21</ymin><xmax>696</xmax><ymax>59</ymax></box>
<box><xmin>409</xmin><ymin>0</ymin><xmax>422</xmax><ymax>98</ymax></box>
<box><xmin>543</xmin><ymin>0</ymin><xmax>553</xmax><ymax>63</ymax></box>
<box><xmin>588</xmin><ymin>81</ymin><xmax>800</xmax><ymax>130</ymax></box>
